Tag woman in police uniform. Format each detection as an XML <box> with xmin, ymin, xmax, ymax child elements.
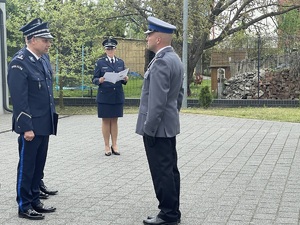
<box><xmin>92</xmin><ymin>38</ymin><xmax>128</xmax><ymax>156</ymax></box>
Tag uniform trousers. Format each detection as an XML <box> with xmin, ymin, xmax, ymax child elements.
<box><xmin>17</xmin><ymin>135</ymin><xmax>49</xmax><ymax>212</ymax></box>
<box><xmin>143</xmin><ymin>136</ymin><xmax>181</xmax><ymax>222</ymax></box>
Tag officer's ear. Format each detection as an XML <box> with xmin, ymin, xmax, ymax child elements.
<box><xmin>26</xmin><ymin>36</ymin><xmax>35</xmax><ymax>44</ymax></box>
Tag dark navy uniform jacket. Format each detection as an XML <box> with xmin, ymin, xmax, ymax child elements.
<box><xmin>92</xmin><ymin>56</ymin><xmax>127</xmax><ymax>105</ymax></box>
<box><xmin>7</xmin><ymin>48</ymin><xmax>58</xmax><ymax>136</ymax></box>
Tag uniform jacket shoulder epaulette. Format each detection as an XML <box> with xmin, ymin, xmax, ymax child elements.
<box><xmin>97</xmin><ymin>56</ymin><xmax>106</xmax><ymax>61</ymax></box>
<box><xmin>156</xmin><ymin>52</ymin><xmax>166</xmax><ymax>59</ymax></box>
<box><xmin>15</xmin><ymin>54</ymin><xmax>25</xmax><ymax>61</ymax></box>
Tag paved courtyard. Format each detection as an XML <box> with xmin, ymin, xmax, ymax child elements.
<box><xmin>0</xmin><ymin>112</ymin><xmax>300</xmax><ymax>225</ymax></box>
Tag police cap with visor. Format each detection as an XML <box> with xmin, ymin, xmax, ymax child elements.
<box><xmin>145</xmin><ymin>16</ymin><xmax>176</xmax><ymax>34</ymax></box>
<box><xmin>102</xmin><ymin>38</ymin><xmax>118</xmax><ymax>50</ymax></box>
<box><xmin>20</xmin><ymin>18</ymin><xmax>54</xmax><ymax>40</ymax></box>
<box><xmin>19</xmin><ymin>18</ymin><xmax>43</xmax><ymax>33</ymax></box>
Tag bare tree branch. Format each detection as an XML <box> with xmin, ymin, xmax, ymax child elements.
<box><xmin>206</xmin><ymin>4</ymin><xmax>300</xmax><ymax>49</ymax></box>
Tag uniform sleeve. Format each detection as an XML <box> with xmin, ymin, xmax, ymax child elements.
<box><xmin>177</xmin><ymin>84</ymin><xmax>184</xmax><ymax>111</ymax></box>
<box><xmin>92</xmin><ymin>60</ymin><xmax>102</xmax><ymax>85</ymax></box>
<box><xmin>143</xmin><ymin>59</ymin><xmax>170</xmax><ymax>136</ymax></box>
<box><xmin>7</xmin><ymin>62</ymin><xmax>33</xmax><ymax>132</ymax></box>
<box><xmin>120</xmin><ymin>60</ymin><xmax>127</xmax><ymax>85</ymax></box>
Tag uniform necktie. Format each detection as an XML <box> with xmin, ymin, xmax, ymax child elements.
<box><xmin>39</xmin><ymin>57</ymin><xmax>48</xmax><ymax>75</ymax></box>
<box><xmin>38</xmin><ymin>58</ymin><xmax>44</xmax><ymax>72</ymax></box>
<box><xmin>111</xmin><ymin>58</ymin><xmax>114</xmax><ymax>64</ymax></box>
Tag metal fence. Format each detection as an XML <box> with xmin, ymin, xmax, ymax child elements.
<box><xmin>54</xmin><ymin>73</ymin><xmax>207</xmax><ymax>99</ymax></box>
<box><xmin>230</xmin><ymin>51</ymin><xmax>299</xmax><ymax>76</ymax></box>
<box><xmin>54</xmin><ymin>35</ymin><xmax>300</xmax><ymax>100</ymax></box>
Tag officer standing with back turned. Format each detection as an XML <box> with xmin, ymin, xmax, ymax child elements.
<box><xmin>7</xmin><ymin>19</ymin><xmax>58</xmax><ymax>220</ymax></box>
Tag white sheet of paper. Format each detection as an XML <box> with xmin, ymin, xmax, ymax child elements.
<box><xmin>103</xmin><ymin>68</ymin><xmax>129</xmax><ymax>84</ymax></box>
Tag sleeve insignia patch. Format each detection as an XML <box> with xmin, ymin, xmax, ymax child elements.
<box><xmin>11</xmin><ymin>65</ymin><xmax>23</xmax><ymax>70</ymax></box>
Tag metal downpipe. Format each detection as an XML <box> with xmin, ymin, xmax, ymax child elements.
<box><xmin>0</xmin><ymin>3</ymin><xmax>12</xmax><ymax>113</ymax></box>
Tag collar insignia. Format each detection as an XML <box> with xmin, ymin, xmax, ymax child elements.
<box><xmin>29</xmin><ymin>56</ymin><xmax>36</xmax><ymax>62</ymax></box>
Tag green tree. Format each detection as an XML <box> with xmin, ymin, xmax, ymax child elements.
<box><xmin>116</xmin><ymin>0</ymin><xmax>300</xmax><ymax>94</ymax></box>
<box><xmin>278</xmin><ymin>9</ymin><xmax>300</xmax><ymax>36</ymax></box>
<box><xmin>6</xmin><ymin>0</ymin><xmax>127</xmax><ymax>108</ymax></box>
<box><xmin>278</xmin><ymin>8</ymin><xmax>300</xmax><ymax>53</ymax></box>
<box><xmin>199</xmin><ymin>85</ymin><xmax>212</xmax><ymax>108</ymax></box>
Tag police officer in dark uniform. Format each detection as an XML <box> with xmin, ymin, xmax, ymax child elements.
<box><xmin>92</xmin><ymin>37</ymin><xmax>129</xmax><ymax>156</ymax></box>
<box><xmin>7</xmin><ymin>19</ymin><xmax>58</xmax><ymax>220</ymax></box>
<box><xmin>16</xmin><ymin>18</ymin><xmax>58</xmax><ymax>200</ymax></box>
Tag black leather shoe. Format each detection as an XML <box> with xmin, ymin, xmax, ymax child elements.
<box><xmin>40</xmin><ymin>184</ymin><xmax>58</xmax><ymax>195</ymax></box>
<box><xmin>143</xmin><ymin>216</ymin><xmax>178</xmax><ymax>225</ymax></box>
<box><xmin>111</xmin><ymin>146</ymin><xmax>120</xmax><ymax>155</ymax></box>
<box><xmin>148</xmin><ymin>216</ymin><xmax>181</xmax><ymax>223</ymax></box>
<box><xmin>39</xmin><ymin>191</ymin><xmax>49</xmax><ymax>199</ymax></box>
<box><xmin>18</xmin><ymin>209</ymin><xmax>45</xmax><ymax>220</ymax></box>
<box><xmin>33</xmin><ymin>203</ymin><xmax>56</xmax><ymax>213</ymax></box>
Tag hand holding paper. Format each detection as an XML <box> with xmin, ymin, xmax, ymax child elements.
<box><xmin>103</xmin><ymin>68</ymin><xmax>129</xmax><ymax>84</ymax></box>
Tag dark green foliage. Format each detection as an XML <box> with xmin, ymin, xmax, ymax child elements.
<box><xmin>199</xmin><ymin>86</ymin><xmax>212</xmax><ymax>108</ymax></box>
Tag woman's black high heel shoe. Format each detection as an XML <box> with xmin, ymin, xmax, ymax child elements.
<box><xmin>105</xmin><ymin>152</ymin><xmax>111</xmax><ymax>156</ymax></box>
<box><xmin>111</xmin><ymin>146</ymin><xmax>120</xmax><ymax>155</ymax></box>
<box><xmin>105</xmin><ymin>147</ymin><xmax>111</xmax><ymax>156</ymax></box>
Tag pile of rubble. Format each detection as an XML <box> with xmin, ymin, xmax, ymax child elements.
<box><xmin>221</xmin><ymin>69</ymin><xmax>300</xmax><ymax>100</ymax></box>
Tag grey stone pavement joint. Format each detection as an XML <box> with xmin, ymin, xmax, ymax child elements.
<box><xmin>0</xmin><ymin>112</ymin><xmax>300</xmax><ymax>225</ymax></box>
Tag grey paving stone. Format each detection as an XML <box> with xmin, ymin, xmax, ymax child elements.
<box><xmin>1</xmin><ymin>113</ymin><xmax>300</xmax><ymax>224</ymax></box>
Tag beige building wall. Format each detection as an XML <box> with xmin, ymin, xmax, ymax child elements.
<box><xmin>115</xmin><ymin>38</ymin><xmax>146</xmax><ymax>76</ymax></box>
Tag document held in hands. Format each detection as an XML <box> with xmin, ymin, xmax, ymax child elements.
<box><xmin>103</xmin><ymin>68</ymin><xmax>129</xmax><ymax>84</ymax></box>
